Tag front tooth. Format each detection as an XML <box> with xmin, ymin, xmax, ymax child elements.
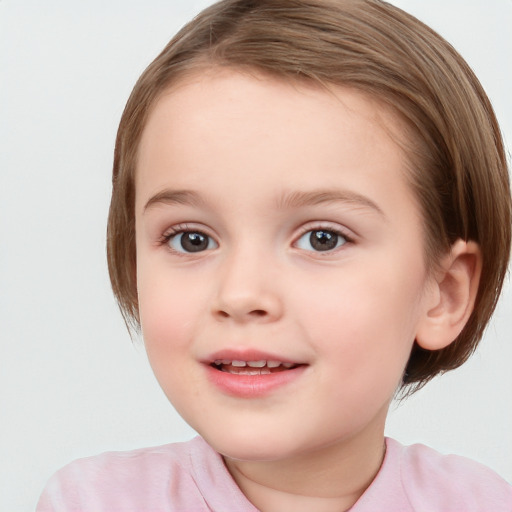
<box><xmin>231</xmin><ymin>360</ymin><xmax>247</xmax><ymax>367</ymax></box>
<box><xmin>267</xmin><ymin>360</ymin><xmax>281</xmax><ymax>368</ymax></box>
<box><xmin>282</xmin><ymin>362</ymin><xmax>294</xmax><ymax>368</ymax></box>
<box><xmin>247</xmin><ymin>360</ymin><xmax>266</xmax><ymax>368</ymax></box>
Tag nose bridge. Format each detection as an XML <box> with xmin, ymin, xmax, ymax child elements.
<box><xmin>213</xmin><ymin>239</ymin><xmax>283</xmax><ymax>322</ymax></box>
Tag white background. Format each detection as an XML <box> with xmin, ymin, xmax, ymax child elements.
<box><xmin>1</xmin><ymin>1</ymin><xmax>511</xmax><ymax>510</ymax></box>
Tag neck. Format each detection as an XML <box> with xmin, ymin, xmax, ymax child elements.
<box><xmin>223</xmin><ymin>420</ymin><xmax>387</xmax><ymax>512</ymax></box>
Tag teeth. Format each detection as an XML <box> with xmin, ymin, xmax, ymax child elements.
<box><xmin>213</xmin><ymin>359</ymin><xmax>297</xmax><ymax>369</ymax></box>
<box><xmin>247</xmin><ymin>360</ymin><xmax>266</xmax><ymax>368</ymax></box>
<box><xmin>227</xmin><ymin>368</ymin><xmax>272</xmax><ymax>375</ymax></box>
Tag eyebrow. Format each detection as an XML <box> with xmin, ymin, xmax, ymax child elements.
<box><xmin>276</xmin><ymin>189</ymin><xmax>386</xmax><ymax>218</ymax></box>
<box><xmin>143</xmin><ymin>189</ymin><xmax>206</xmax><ymax>212</ymax></box>
<box><xmin>143</xmin><ymin>187</ymin><xmax>385</xmax><ymax>218</ymax></box>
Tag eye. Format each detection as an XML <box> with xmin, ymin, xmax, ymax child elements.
<box><xmin>166</xmin><ymin>230</ymin><xmax>218</xmax><ymax>253</ymax></box>
<box><xmin>295</xmin><ymin>229</ymin><xmax>348</xmax><ymax>252</ymax></box>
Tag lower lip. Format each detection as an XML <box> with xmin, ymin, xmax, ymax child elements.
<box><xmin>205</xmin><ymin>364</ymin><xmax>307</xmax><ymax>398</ymax></box>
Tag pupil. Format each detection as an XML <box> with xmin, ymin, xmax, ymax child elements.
<box><xmin>181</xmin><ymin>232</ymin><xmax>208</xmax><ymax>252</ymax></box>
<box><xmin>310</xmin><ymin>230</ymin><xmax>337</xmax><ymax>251</ymax></box>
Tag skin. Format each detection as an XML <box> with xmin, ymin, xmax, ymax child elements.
<box><xmin>134</xmin><ymin>69</ymin><xmax>472</xmax><ymax>511</ymax></box>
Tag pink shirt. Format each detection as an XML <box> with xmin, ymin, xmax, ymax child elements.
<box><xmin>37</xmin><ymin>436</ymin><xmax>512</xmax><ymax>511</ymax></box>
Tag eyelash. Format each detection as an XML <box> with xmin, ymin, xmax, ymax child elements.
<box><xmin>159</xmin><ymin>224</ymin><xmax>216</xmax><ymax>256</ymax></box>
<box><xmin>159</xmin><ymin>223</ymin><xmax>354</xmax><ymax>255</ymax></box>
<box><xmin>294</xmin><ymin>224</ymin><xmax>353</xmax><ymax>254</ymax></box>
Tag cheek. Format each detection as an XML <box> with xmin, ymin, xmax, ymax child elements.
<box><xmin>294</xmin><ymin>257</ymin><xmax>426</xmax><ymax>375</ymax></box>
<box><xmin>136</xmin><ymin>267</ymin><xmax>208</xmax><ymax>407</ymax></box>
<box><xmin>137</xmin><ymin>264</ymin><xmax>203</xmax><ymax>356</ymax></box>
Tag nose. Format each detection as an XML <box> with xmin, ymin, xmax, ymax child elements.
<box><xmin>212</xmin><ymin>249</ymin><xmax>284</xmax><ymax>324</ymax></box>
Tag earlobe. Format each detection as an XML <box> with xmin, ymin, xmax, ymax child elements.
<box><xmin>416</xmin><ymin>240</ymin><xmax>482</xmax><ymax>351</ymax></box>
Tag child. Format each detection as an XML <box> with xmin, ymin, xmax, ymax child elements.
<box><xmin>38</xmin><ymin>0</ymin><xmax>511</xmax><ymax>510</ymax></box>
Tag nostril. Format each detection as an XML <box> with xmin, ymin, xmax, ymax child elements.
<box><xmin>250</xmin><ymin>310</ymin><xmax>267</xmax><ymax>317</ymax></box>
<box><xmin>215</xmin><ymin>308</ymin><xmax>268</xmax><ymax>320</ymax></box>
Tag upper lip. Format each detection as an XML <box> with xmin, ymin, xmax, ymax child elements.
<box><xmin>204</xmin><ymin>348</ymin><xmax>305</xmax><ymax>366</ymax></box>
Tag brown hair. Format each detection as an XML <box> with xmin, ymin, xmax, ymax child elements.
<box><xmin>107</xmin><ymin>0</ymin><xmax>511</xmax><ymax>393</ymax></box>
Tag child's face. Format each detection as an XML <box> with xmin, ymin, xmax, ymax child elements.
<box><xmin>135</xmin><ymin>69</ymin><xmax>437</xmax><ymax>461</ymax></box>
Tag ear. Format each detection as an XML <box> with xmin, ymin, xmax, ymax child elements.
<box><xmin>415</xmin><ymin>240</ymin><xmax>482</xmax><ymax>351</ymax></box>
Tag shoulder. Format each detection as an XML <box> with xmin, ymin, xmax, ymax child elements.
<box><xmin>48</xmin><ymin>435</ymin><xmax>209</xmax><ymax>483</ymax></box>
<box><xmin>390</xmin><ymin>438</ymin><xmax>512</xmax><ymax>512</ymax></box>
<box><xmin>36</xmin><ymin>437</ymin><xmax>219</xmax><ymax>512</ymax></box>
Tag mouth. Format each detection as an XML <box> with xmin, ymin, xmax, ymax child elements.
<box><xmin>211</xmin><ymin>359</ymin><xmax>299</xmax><ymax>375</ymax></box>
<box><xmin>205</xmin><ymin>352</ymin><xmax>308</xmax><ymax>397</ymax></box>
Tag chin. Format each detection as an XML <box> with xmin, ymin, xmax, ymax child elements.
<box><xmin>202</xmin><ymin>423</ymin><xmax>334</xmax><ymax>464</ymax></box>
<box><xmin>200</xmin><ymin>428</ymin><xmax>297</xmax><ymax>462</ymax></box>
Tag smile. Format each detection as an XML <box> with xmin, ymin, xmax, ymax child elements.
<box><xmin>205</xmin><ymin>353</ymin><xmax>307</xmax><ymax>398</ymax></box>
<box><xmin>212</xmin><ymin>360</ymin><xmax>297</xmax><ymax>375</ymax></box>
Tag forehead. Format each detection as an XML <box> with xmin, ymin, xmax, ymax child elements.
<box><xmin>139</xmin><ymin>68</ymin><xmax>408</xmax><ymax>154</ymax></box>
<box><xmin>135</xmin><ymin>68</ymin><xmax>416</xmax><ymax>219</ymax></box>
